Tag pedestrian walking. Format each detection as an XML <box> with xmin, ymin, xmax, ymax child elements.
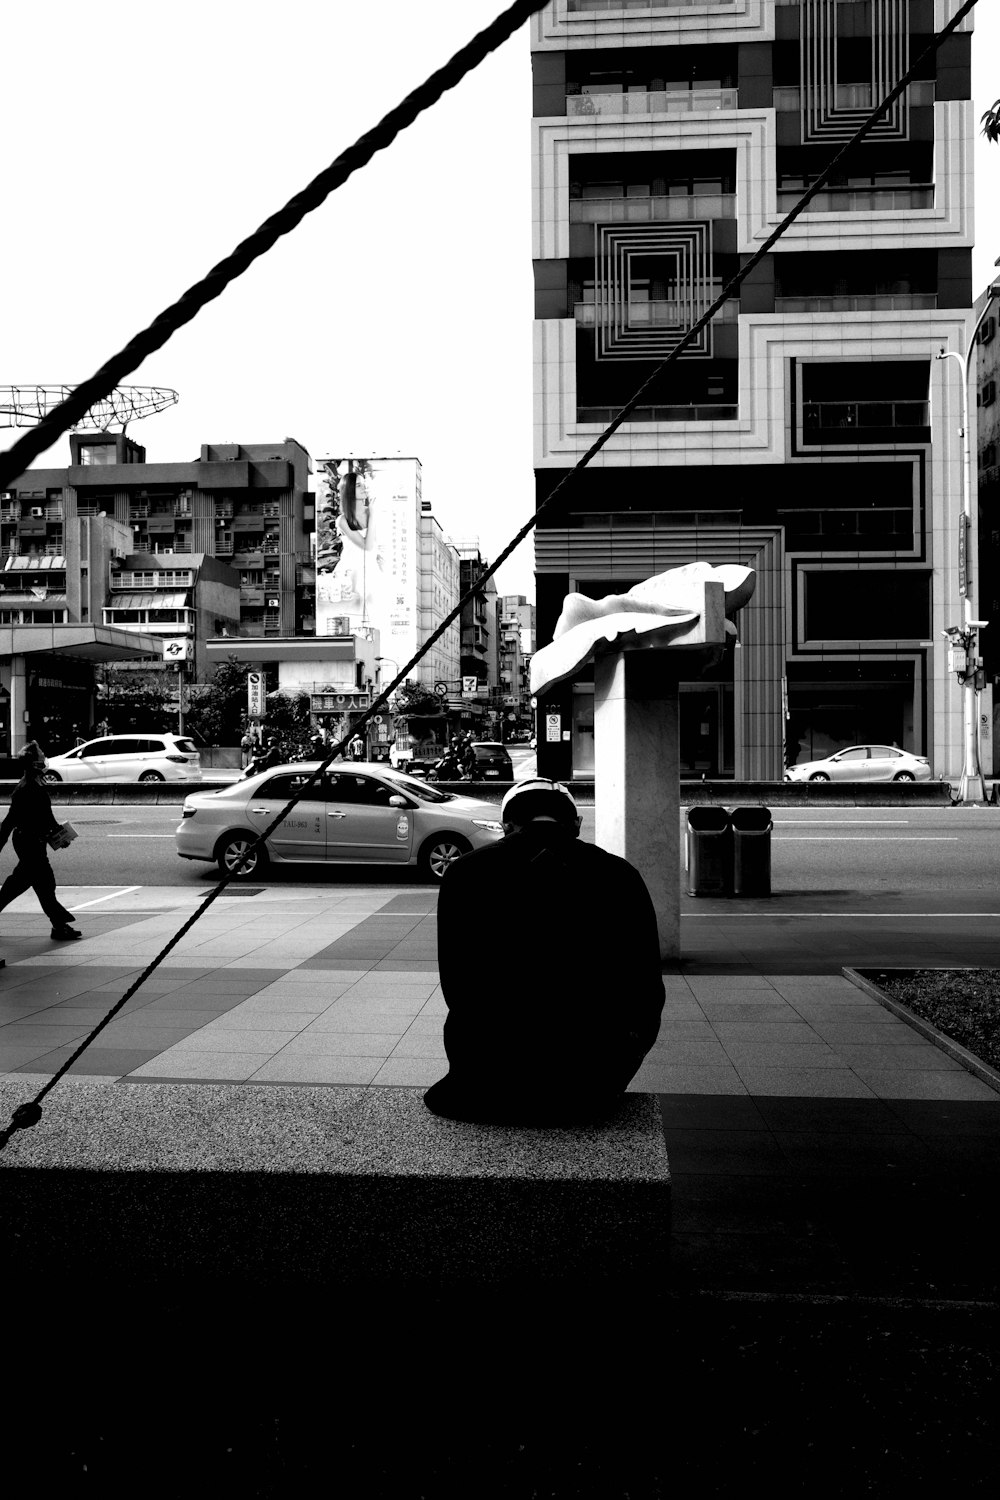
<box><xmin>349</xmin><ymin>734</ymin><xmax>365</xmax><ymax>761</ymax></box>
<box><xmin>424</xmin><ymin>778</ymin><xmax>665</xmax><ymax>1124</ymax></box>
<box><xmin>0</xmin><ymin>741</ymin><xmax>81</xmax><ymax>941</ymax></box>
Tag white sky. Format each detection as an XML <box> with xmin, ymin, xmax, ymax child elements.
<box><xmin>3</xmin><ymin>1</ymin><xmax>999</xmax><ymax>604</ymax></box>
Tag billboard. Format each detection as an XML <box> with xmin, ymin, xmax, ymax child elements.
<box><xmin>315</xmin><ymin>456</ymin><xmax>422</xmax><ymax>672</ymax></box>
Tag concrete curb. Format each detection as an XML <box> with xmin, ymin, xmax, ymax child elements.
<box><xmin>842</xmin><ymin>966</ymin><xmax>1000</xmax><ymax>1097</ymax></box>
<box><xmin>0</xmin><ymin>778</ymin><xmax>964</xmax><ymax>807</ymax></box>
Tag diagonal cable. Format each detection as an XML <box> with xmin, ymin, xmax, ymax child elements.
<box><xmin>0</xmin><ymin>0</ymin><xmax>979</xmax><ymax>1150</ymax></box>
<box><xmin>0</xmin><ymin>0</ymin><xmax>551</xmax><ymax>490</ymax></box>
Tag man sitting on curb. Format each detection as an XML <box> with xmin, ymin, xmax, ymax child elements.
<box><xmin>424</xmin><ymin>779</ymin><xmax>665</xmax><ymax>1125</ymax></box>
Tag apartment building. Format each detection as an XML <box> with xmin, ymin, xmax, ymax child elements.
<box><xmin>531</xmin><ymin>0</ymin><xmax>975</xmax><ymax>781</ymax></box>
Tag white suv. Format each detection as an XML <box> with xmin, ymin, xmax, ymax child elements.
<box><xmin>46</xmin><ymin>733</ymin><xmax>202</xmax><ymax>783</ymax></box>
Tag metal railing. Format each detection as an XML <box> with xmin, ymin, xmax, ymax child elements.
<box><xmin>775</xmin><ymin>293</ymin><xmax>937</xmax><ymax>313</ymax></box>
<box><xmin>802</xmin><ymin>399</ymin><xmax>930</xmax><ymax>433</ymax></box>
<box><xmin>775</xmin><ymin>185</ymin><xmax>934</xmax><ymax>213</ymax></box>
<box><xmin>577</xmin><ymin>403</ymin><xmax>738</xmax><ymax>423</ymax></box>
<box><xmin>567</xmin><ymin>87</ymin><xmax>737</xmax><ymax>117</ymax></box>
<box><xmin>575</xmin><ymin>297</ymin><xmax>738</xmax><ymax>327</ymax></box>
<box><xmin>570</xmin><ymin>193</ymin><xmax>735</xmax><ymax>224</ymax></box>
<box><xmin>567</xmin><ymin>0</ymin><xmax>734</xmax><ymax>9</ymax></box>
<box><xmin>772</xmin><ymin>82</ymin><xmax>935</xmax><ymax>110</ymax></box>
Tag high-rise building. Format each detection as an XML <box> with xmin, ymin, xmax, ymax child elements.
<box><xmin>501</xmin><ymin>595</ymin><xmax>537</xmax><ymax>656</ymax></box>
<box><xmin>531</xmin><ymin>0</ymin><xmax>975</xmax><ymax>782</ymax></box>
<box><xmin>455</xmin><ymin>543</ymin><xmax>500</xmax><ymax>691</ymax></box>
<box><xmin>315</xmin><ymin>456</ymin><xmax>460</xmax><ymax>690</ymax></box>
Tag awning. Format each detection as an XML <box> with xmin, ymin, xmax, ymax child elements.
<box><xmin>4</xmin><ymin>555</ymin><xmax>66</xmax><ymax>571</ymax></box>
<box><xmin>106</xmin><ymin>591</ymin><xmax>189</xmax><ymax>609</ymax></box>
<box><xmin>0</xmin><ymin>623</ymin><xmax>165</xmax><ymax>662</ymax></box>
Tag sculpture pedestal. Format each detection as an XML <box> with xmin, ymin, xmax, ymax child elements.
<box><xmin>533</xmin><ymin>575</ymin><xmax>744</xmax><ymax>966</ymax></box>
<box><xmin>594</xmin><ymin>651</ymin><xmax>684</xmax><ymax>962</ymax></box>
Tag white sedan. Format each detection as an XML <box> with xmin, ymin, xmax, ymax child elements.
<box><xmin>784</xmin><ymin>745</ymin><xmax>932</xmax><ymax>783</ymax></box>
<box><xmin>175</xmin><ymin>761</ymin><xmax>505</xmax><ymax>879</ymax></box>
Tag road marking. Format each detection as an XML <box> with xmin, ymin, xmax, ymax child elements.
<box><xmin>106</xmin><ymin>834</ymin><xmax>177</xmax><ymax>838</ymax></box>
<box><xmin>69</xmin><ymin>886</ymin><xmax>142</xmax><ymax>909</ymax></box>
<box><xmin>773</xmin><ymin>836</ymin><xmax>957</xmax><ymax>841</ymax></box>
<box><xmin>774</xmin><ymin>820</ymin><xmax>905</xmax><ymax>825</ymax></box>
<box><xmin>684</xmin><ymin>911</ymin><xmax>1000</xmax><ymax>918</ymax></box>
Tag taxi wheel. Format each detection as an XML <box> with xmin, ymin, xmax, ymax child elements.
<box><xmin>139</xmin><ymin>771</ymin><xmax>165</xmax><ymax>782</ymax></box>
<box><xmin>420</xmin><ymin>834</ymin><xmax>470</xmax><ymax>881</ymax></box>
<box><xmin>893</xmin><ymin>771</ymin><xmax>916</xmax><ymax>782</ymax></box>
<box><xmin>42</xmin><ymin>771</ymin><xmax>61</xmax><ymax>783</ymax></box>
<box><xmin>809</xmin><ymin>772</ymin><xmax>831</xmax><ymax>782</ymax></box>
<box><xmin>217</xmin><ymin>833</ymin><xmax>269</xmax><ymax>880</ymax></box>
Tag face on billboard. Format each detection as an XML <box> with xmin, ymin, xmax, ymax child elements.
<box><xmin>316</xmin><ymin>458</ymin><xmax>417</xmax><ymax>654</ymax></box>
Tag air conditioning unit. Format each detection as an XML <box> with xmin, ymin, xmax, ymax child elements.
<box><xmin>30</xmin><ymin>507</ymin><xmax>44</xmax><ymax>518</ymax></box>
<box><xmin>267</xmin><ymin>598</ymin><xmax>280</xmax><ymax>608</ymax></box>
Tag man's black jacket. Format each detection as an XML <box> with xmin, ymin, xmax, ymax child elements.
<box><xmin>425</xmin><ymin>822</ymin><xmax>666</xmax><ymax>1123</ymax></box>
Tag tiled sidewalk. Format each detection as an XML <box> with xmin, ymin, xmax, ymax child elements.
<box><xmin>0</xmin><ymin>884</ymin><xmax>994</xmax><ymax>1102</ymax></box>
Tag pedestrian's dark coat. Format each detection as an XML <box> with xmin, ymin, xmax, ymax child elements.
<box><xmin>0</xmin><ymin>766</ymin><xmax>77</xmax><ymax>930</ymax></box>
<box><xmin>424</xmin><ymin>823</ymin><xmax>665</xmax><ymax>1123</ymax></box>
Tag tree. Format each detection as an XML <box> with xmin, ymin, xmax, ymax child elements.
<box><xmin>391</xmin><ymin>681</ymin><xmax>442</xmax><ymax>724</ymax></box>
<box><xmin>982</xmin><ymin>102</ymin><xmax>1000</xmax><ymax>143</ymax></box>
<box><xmin>184</xmin><ymin>655</ymin><xmax>251</xmax><ymax>745</ymax></box>
<box><xmin>99</xmin><ymin>667</ymin><xmax>172</xmax><ymax>733</ymax></box>
<box><xmin>264</xmin><ymin>690</ymin><xmax>312</xmax><ymax>741</ymax></box>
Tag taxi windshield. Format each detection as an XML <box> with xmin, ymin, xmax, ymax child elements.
<box><xmin>381</xmin><ymin>769</ymin><xmax>449</xmax><ymax>804</ymax></box>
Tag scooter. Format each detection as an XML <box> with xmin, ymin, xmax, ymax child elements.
<box><xmin>426</xmin><ymin>751</ymin><xmax>464</xmax><ymax>782</ymax></box>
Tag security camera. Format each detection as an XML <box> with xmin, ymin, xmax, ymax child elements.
<box><xmin>942</xmin><ymin>626</ymin><xmax>962</xmax><ymax>638</ymax></box>
<box><xmin>968</xmin><ymin>620</ymin><xmax>988</xmax><ymax>629</ymax></box>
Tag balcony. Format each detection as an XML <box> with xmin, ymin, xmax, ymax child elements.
<box><xmin>776</xmin><ymin>185</ymin><xmax>934</xmax><ymax>214</ymax></box>
<box><xmin>776</xmin><ymin>294</ymin><xmax>937</xmax><ymax>314</ymax></box>
<box><xmin>802</xmin><ymin>399</ymin><xmax>931</xmax><ymax>445</ymax></box>
<box><xmin>772</xmin><ymin>82</ymin><xmax>935</xmax><ymax>111</ymax></box>
<box><xmin>567</xmin><ymin>87</ymin><xmax>737</xmax><ymax>118</ymax></box>
<box><xmin>577</xmin><ymin>403</ymin><xmax>738</xmax><ymax>423</ymax></box>
<box><xmin>575</xmin><ymin>296</ymin><xmax>737</xmax><ymax>328</ymax></box>
<box><xmin>570</xmin><ymin>193</ymin><xmax>735</xmax><ymax>225</ymax></box>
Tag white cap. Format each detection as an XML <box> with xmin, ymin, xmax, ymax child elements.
<box><xmin>500</xmin><ymin>778</ymin><xmax>580</xmax><ymax>827</ymax></box>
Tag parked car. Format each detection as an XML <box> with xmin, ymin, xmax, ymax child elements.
<box><xmin>783</xmin><ymin>745</ymin><xmax>931</xmax><ymax>783</ymax></box>
<box><xmin>45</xmin><ymin>733</ymin><xmax>202</xmax><ymax>783</ymax></box>
<box><xmin>175</xmin><ymin>761</ymin><xmax>505</xmax><ymax>880</ymax></box>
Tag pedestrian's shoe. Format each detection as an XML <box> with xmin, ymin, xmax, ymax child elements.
<box><xmin>50</xmin><ymin>925</ymin><xmax>81</xmax><ymax>941</ymax></box>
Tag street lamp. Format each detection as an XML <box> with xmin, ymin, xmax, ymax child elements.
<box><xmin>935</xmin><ymin>278</ymin><xmax>1000</xmax><ymax>803</ymax></box>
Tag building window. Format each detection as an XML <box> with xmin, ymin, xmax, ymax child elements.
<box><xmin>979</xmin><ymin>381</ymin><xmax>996</xmax><ymax>408</ymax></box>
<box><xmin>78</xmin><ymin>444</ymin><xmax>117</xmax><ymax>467</ymax></box>
<box><xmin>805</xmin><ymin>570</ymin><xmax>930</xmax><ymax>641</ymax></box>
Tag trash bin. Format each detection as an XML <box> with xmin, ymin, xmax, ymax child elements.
<box><xmin>685</xmin><ymin>806</ymin><xmax>733</xmax><ymax>896</ymax></box>
<box><xmin>731</xmin><ymin>805</ymin><xmax>772</xmax><ymax>897</ymax></box>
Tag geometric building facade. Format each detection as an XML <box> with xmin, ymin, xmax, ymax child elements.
<box><xmin>531</xmin><ymin>0</ymin><xmax>976</xmax><ymax>781</ymax></box>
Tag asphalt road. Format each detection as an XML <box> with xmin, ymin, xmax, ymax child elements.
<box><xmin>27</xmin><ymin>805</ymin><xmax>1000</xmax><ymax>912</ymax></box>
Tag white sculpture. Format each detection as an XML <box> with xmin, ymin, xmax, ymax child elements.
<box><xmin>531</xmin><ymin>561</ymin><xmax>756</xmax><ymax>696</ymax></box>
